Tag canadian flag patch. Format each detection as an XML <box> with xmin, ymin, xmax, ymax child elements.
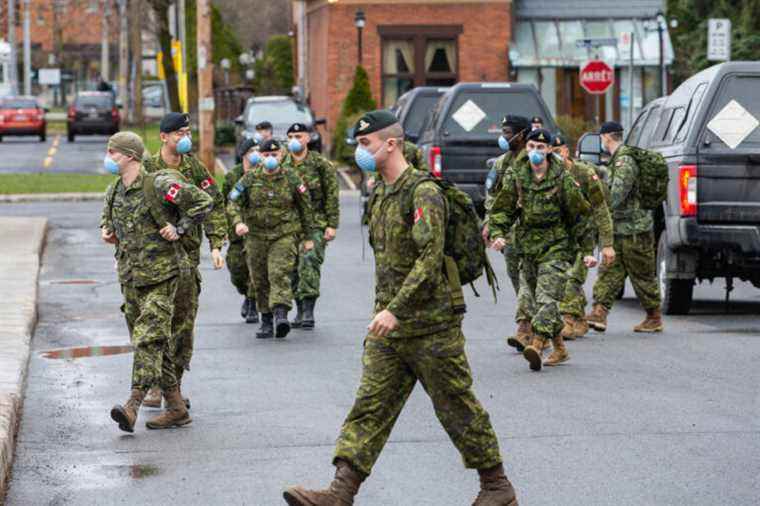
<box><xmin>414</xmin><ymin>207</ymin><xmax>424</xmax><ymax>224</ymax></box>
<box><xmin>592</xmin><ymin>174</ymin><xmax>599</xmax><ymax>181</ymax></box>
<box><xmin>165</xmin><ymin>183</ymin><xmax>181</xmax><ymax>202</ymax></box>
<box><xmin>200</xmin><ymin>177</ymin><xmax>215</xmax><ymax>190</ymax></box>
<box><xmin>298</xmin><ymin>184</ymin><xmax>307</xmax><ymax>194</ymax></box>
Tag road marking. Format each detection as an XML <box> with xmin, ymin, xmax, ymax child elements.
<box><xmin>47</xmin><ymin>147</ymin><xmax>56</xmax><ymax>157</ymax></box>
<box><xmin>43</xmin><ymin>135</ymin><xmax>61</xmax><ymax>170</ymax></box>
<box><xmin>52</xmin><ymin>135</ymin><xmax>60</xmax><ymax>148</ymax></box>
<box><xmin>43</xmin><ymin>156</ymin><xmax>53</xmax><ymax>169</ymax></box>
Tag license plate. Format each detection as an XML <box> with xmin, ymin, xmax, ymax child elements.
<box><xmin>14</xmin><ymin>115</ymin><xmax>27</xmax><ymax>121</ymax></box>
<box><xmin>88</xmin><ymin>112</ymin><xmax>98</xmax><ymax>119</ymax></box>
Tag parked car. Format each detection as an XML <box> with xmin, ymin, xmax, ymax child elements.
<box><xmin>417</xmin><ymin>82</ymin><xmax>557</xmax><ymax>211</ymax></box>
<box><xmin>0</xmin><ymin>96</ymin><xmax>47</xmax><ymax>142</ymax></box>
<box><xmin>393</xmin><ymin>86</ymin><xmax>449</xmax><ymax>144</ymax></box>
<box><xmin>234</xmin><ymin>96</ymin><xmax>326</xmax><ymax>162</ymax></box>
<box><xmin>577</xmin><ymin>61</ymin><xmax>760</xmax><ymax>314</ymax></box>
<box><xmin>67</xmin><ymin>91</ymin><xmax>120</xmax><ymax>142</ymax></box>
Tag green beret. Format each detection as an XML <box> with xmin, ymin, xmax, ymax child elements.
<box><xmin>352</xmin><ymin>109</ymin><xmax>399</xmax><ymax>138</ymax></box>
<box><xmin>108</xmin><ymin>131</ymin><xmax>145</xmax><ymax>159</ymax></box>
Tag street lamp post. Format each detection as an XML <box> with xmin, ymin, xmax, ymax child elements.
<box><xmin>656</xmin><ymin>10</ymin><xmax>666</xmax><ymax>97</ymax></box>
<box><xmin>354</xmin><ymin>9</ymin><xmax>366</xmax><ymax>66</ymax></box>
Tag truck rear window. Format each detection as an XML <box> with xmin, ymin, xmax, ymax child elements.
<box><xmin>705</xmin><ymin>75</ymin><xmax>760</xmax><ymax>149</ymax></box>
<box><xmin>1</xmin><ymin>99</ymin><xmax>38</xmax><ymax>109</ymax></box>
<box><xmin>76</xmin><ymin>95</ymin><xmax>113</xmax><ymax>109</ymax></box>
<box><xmin>442</xmin><ymin>91</ymin><xmax>548</xmax><ymax>138</ymax></box>
<box><xmin>404</xmin><ymin>95</ymin><xmax>442</xmax><ymax>137</ymax></box>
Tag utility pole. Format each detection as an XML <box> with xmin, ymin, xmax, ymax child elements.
<box><xmin>128</xmin><ymin>0</ymin><xmax>143</xmax><ymax>125</ymax></box>
<box><xmin>101</xmin><ymin>0</ymin><xmax>111</xmax><ymax>82</ymax></box>
<box><xmin>22</xmin><ymin>0</ymin><xmax>31</xmax><ymax>96</ymax></box>
<box><xmin>196</xmin><ymin>0</ymin><xmax>215</xmax><ymax>171</ymax></box>
<box><xmin>118</xmin><ymin>0</ymin><xmax>128</xmax><ymax>109</ymax></box>
<box><xmin>7</xmin><ymin>0</ymin><xmax>18</xmax><ymax>95</ymax></box>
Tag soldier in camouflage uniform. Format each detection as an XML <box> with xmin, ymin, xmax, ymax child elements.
<box><xmin>587</xmin><ymin>122</ymin><xmax>663</xmax><ymax>333</ymax></box>
<box><xmin>552</xmin><ymin>135</ymin><xmax>616</xmax><ymax>340</ymax></box>
<box><xmin>283</xmin><ymin>123</ymin><xmax>340</xmax><ymax>329</ymax></box>
<box><xmin>489</xmin><ymin>129</ymin><xmax>594</xmax><ymax>371</ymax></box>
<box><xmin>228</xmin><ymin>139</ymin><xmax>316</xmax><ymax>340</ymax></box>
<box><xmin>284</xmin><ymin>110</ymin><xmax>518</xmax><ymax>506</ymax></box>
<box><xmin>223</xmin><ymin>137</ymin><xmax>261</xmax><ymax>323</ymax></box>
<box><xmin>100</xmin><ymin>132</ymin><xmax>213</xmax><ymax>433</ymax></box>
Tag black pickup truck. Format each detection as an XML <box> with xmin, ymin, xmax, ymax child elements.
<box><xmin>578</xmin><ymin>62</ymin><xmax>760</xmax><ymax>314</ymax></box>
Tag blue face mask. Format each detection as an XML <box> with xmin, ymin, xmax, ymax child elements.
<box><xmin>288</xmin><ymin>139</ymin><xmax>304</xmax><ymax>153</ymax></box>
<box><xmin>247</xmin><ymin>151</ymin><xmax>261</xmax><ymax>166</ymax></box>
<box><xmin>176</xmin><ymin>135</ymin><xmax>192</xmax><ymax>154</ymax></box>
<box><xmin>263</xmin><ymin>155</ymin><xmax>279</xmax><ymax>172</ymax></box>
<box><xmin>253</xmin><ymin>132</ymin><xmax>264</xmax><ymax>143</ymax></box>
<box><xmin>354</xmin><ymin>143</ymin><xmax>383</xmax><ymax>173</ymax></box>
<box><xmin>528</xmin><ymin>149</ymin><xmax>545</xmax><ymax>166</ymax></box>
<box><xmin>104</xmin><ymin>155</ymin><xmax>120</xmax><ymax>175</ymax></box>
<box><xmin>229</xmin><ymin>181</ymin><xmax>245</xmax><ymax>201</ymax></box>
<box><xmin>498</xmin><ymin>135</ymin><xmax>510</xmax><ymax>151</ymax></box>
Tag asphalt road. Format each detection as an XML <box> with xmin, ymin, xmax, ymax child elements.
<box><xmin>0</xmin><ymin>134</ymin><xmax>110</xmax><ymax>174</ymax></box>
<box><xmin>2</xmin><ymin>196</ymin><xmax>759</xmax><ymax>505</ymax></box>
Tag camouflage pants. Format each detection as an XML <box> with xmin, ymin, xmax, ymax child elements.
<box><xmin>293</xmin><ymin>229</ymin><xmax>326</xmax><ymax>300</ymax></box>
<box><xmin>122</xmin><ymin>277</ymin><xmax>180</xmax><ymax>391</ymax></box>
<box><xmin>334</xmin><ymin>326</ymin><xmax>502</xmax><ymax>477</ymax></box>
<box><xmin>559</xmin><ymin>253</ymin><xmax>589</xmax><ymax>318</ymax></box>
<box><xmin>174</xmin><ymin>270</ymin><xmax>200</xmax><ymax>372</ymax></box>
<box><xmin>246</xmin><ymin>234</ymin><xmax>298</xmax><ymax>314</ymax></box>
<box><xmin>226</xmin><ymin>240</ymin><xmax>253</xmax><ymax>298</ymax></box>
<box><xmin>503</xmin><ymin>242</ymin><xmax>521</xmax><ymax>296</ymax></box>
<box><xmin>593</xmin><ymin>231</ymin><xmax>661</xmax><ymax>311</ymax></box>
<box><xmin>513</xmin><ymin>257</ymin><xmax>571</xmax><ymax>340</ymax></box>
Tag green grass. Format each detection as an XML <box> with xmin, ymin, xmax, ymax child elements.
<box><xmin>0</xmin><ymin>173</ymin><xmax>117</xmax><ymax>194</ymax></box>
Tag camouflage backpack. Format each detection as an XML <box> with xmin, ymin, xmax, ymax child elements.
<box><xmin>621</xmin><ymin>145</ymin><xmax>669</xmax><ymax>210</ymax></box>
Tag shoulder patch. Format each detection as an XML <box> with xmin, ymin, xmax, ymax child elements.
<box><xmin>414</xmin><ymin>207</ymin><xmax>424</xmax><ymax>224</ymax></box>
<box><xmin>298</xmin><ymin>184</ymin><xmax>307</xmax><ymax>194</ymax></box>
<box><xmin>200</xmin><ymin>177</ymin><xmax>215</xmax><ymax>190</ymax></box>
<box><xmin>165</xmin><ymin>183</ymin><xmax>182</xmax><ymax>202</ymax></box>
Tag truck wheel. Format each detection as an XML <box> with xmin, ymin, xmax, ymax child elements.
<box><xmin>657</xmin><ymin>234</ymin><xmax>694</xmax><ymax>315</ymax></box>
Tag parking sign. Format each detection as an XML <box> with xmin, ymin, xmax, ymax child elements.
<box><xmin>707</xmin><ymin>19</ymin><xmax>731</xmax><ymax>61</ymax></box>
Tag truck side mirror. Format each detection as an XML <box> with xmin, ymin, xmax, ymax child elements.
<box><xmin>576</xmin><ymin>132</ymin><xmax>603</xmax><ymax>165</ymax></box>
<box><xmin>234</xmin><ymin>115</ymin><xmax>244</xmax><ymax>126</ymax></box>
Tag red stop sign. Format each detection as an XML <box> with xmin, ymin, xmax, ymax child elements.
<box><xmin>580</xmin><ymin>60</ymin><xmax>614</xmax><ymax>94</ymax></box>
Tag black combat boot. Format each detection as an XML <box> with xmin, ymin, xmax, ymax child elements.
<box><xmin>240</xmin><ymin>297</ymin><xmax>250</xmax><ymax>319</ymax></box>
<box><xmin>245</xmin><ymin>298</ymin><xmax>259</xmax><ymax>324</ymax></box>
<box><xmin>273</xmin><ymin>305</ymin><xmax>291</xmax><ymax>338</ymax></box>
<box><xmin>256</xmin><ymin>313</ymin><xmax>274</xmax><ymax>339</ymax></box>
<box><xmin>302</xmin><ymin>298</ymin><xmax>316</xmax><ymax>330</ymax></box>
<box><xmin>291</xmin><ymin>299</ymin><xmax>304</xmax><ymax>328</ymax></box>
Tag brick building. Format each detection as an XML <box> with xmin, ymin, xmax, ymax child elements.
<box><xmin>292</xmin><ymin>0</ymin><xmax>512</xmax><ymax>149</ymax></box>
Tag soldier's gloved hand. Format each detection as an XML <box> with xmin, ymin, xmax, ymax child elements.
<box><xmin>368</xmin><ymin>309</ymin><xmax>398</xmax><ymax>338</ymax></box>
<box><xmin>159</xmin><ymin>223</ymin><xmax>180</xmax><ymax>241</ymax></box>
<box><xmin>324</xmin><ymin>227</ymin><xmax>337</xmax><ymax>242</ymax></box>
<box><xmin>601</xmin><ymin>246</ymin><xmax>616</xmax><ymax>266</ymax></box>
<box><xmin>303</xmin><ymin>240</ymin><xmax>315</xmax><ymax>252</ymax></box>
<box><xmin>101</xmin><ymin>227</ymin><xmax>117</xmax><ymax>244</ymax></box>
<box><xmin>491</xmin><ymin>237</ymin><xmax>507</xmax><ymax>251</ymax></box>
<box><xmin>235</xmin><ymin>223</ymin><xmax>249</xmax><ymax>237</ymax></box>
<box><xmin>583</xmin><ymin>255</ymin><xmax>598</xmax><ymax>268</ymax></box>
<box><xmin>211</xmin><ymin>248</ymin><xmax>224</xmax><ymax>270</ymax></box>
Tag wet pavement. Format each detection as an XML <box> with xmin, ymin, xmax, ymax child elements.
<box><xmin>2</xmin><ymin>198</ymin><xmax>759</xmax><ymax>505</ymax></box>
<box><xmin>0</xmin><ymin>135</ymin><xmax>110</xmax><ymax>174</ymax></box>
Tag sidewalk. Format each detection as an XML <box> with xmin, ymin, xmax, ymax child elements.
<box><xmin>0</xmin><ymin>217</ymin><xmax>47</xmax><ymax>492</ymax></box>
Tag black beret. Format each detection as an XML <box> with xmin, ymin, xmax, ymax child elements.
<box><xmin>353</xmin><ymin>109</ymin><xmax>398</xmax><ymax>138</ymax></box>
<box><xmin>238</xmin><ymin>137</ymin><xmax>258</xmax><ymax>157</ymax></box>
<box><xmin>600</xmin><ymin>121</ymin><xmax>624</xmax><ymax>134</ymax></box>
<box><xmin>526</xmin><ymin>128</ymin><xmax>554</xmax><ymax>145</ymax></box>
<box><xmin>260</xmin><ymin>139</ymin><xmax>281</xmax><ymax>152</ymax></box>
<box><xmin>255</xmin><ymin>121</ymin><xmax>273</xmax><ymax>130</ymax></box>
<box><xmin>287</xmin><ymin>123</ymin><xmax>310</xmax><ymax>134</ymax></box>
<box><xmin>160</xmin><ymin>112</ymin><xmax>190</xmax><ymax>133</ymax></box>
<box><xmin>553</xmin><ymin>134</ymin><xmax>566</xmax><ymax>147</ymax></box>
<box><xmin>531</xmin><ymin>116</ymin><xmax>543</xmax><ymax>124</ymax></box>
<box><xmin>501</xmin><ymin>114</ymin><xmax>531</xmax><ymax>131</ymax></box>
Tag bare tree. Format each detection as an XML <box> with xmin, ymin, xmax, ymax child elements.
<box><xmin>213</xmin><ymin>0</ymin><xmax>290</xmax><ymax>52</ymax></box>
<box><xmin>128</xmin><ymin>0</ymin><xmax>144</xmax><ymax>125</ymax></box>
<box><xmin>147</xmin><ymin>0</ymin><xmax>180</xmax><ymax>111</ymax></box>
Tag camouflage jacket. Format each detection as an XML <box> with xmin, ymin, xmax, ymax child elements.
<box><xmin>282</xmin><ymin>150</ymin><xmax>340</xmax><ymax>230</ymax></box>
<box><xmin>608</xmin><ymin>145</ymin><xmax>653</xmax><ymax>236</ymax></box>
<box><xmin>368</xmin><ymin>167</ymin><xmax>462</xmax><ymax>338</ymax></box>
<box><xmin>489</xmin><ymin>155</ymin><xmax>592</xmax><ymax>262</ymax></box>
<box><xmin>144</xmin><ymin>150</ymin><xmax>227</xmax><ymax>250</ymax></box>
<box><xmin>403</xmin><ymin>141</ymin><xmax>429</xmax><ymax>173</ymax></box>
<box><xmin>227</xmin><ymin>166</ymin><xmax>315</xmax><ymax>241</ymax></box>
<box><xmin>107</xmin><ymin>167</ymin><xmax>213</xmax><ymax>288</ymax></box>
<box><xmin>565</xmin><ymin>158</ymin><xmax>614</xmax><ymax>249</ymax></box>
<box><xmin>484</xmin><ymin>149</ymin><xmax>526</xmax><ymax>216</ymax></box>
<box><xmin>222</xmin><ymin>163</ymin><xmax>247</xmax><ymax>243</ymax></box>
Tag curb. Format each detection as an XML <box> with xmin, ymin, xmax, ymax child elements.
<box><xmin>0</xmin><ymin>193</ymin><xmax>105</xmax><ymax>203</ymax></box>
<box><xmin>337</xmin><ymin>166</ymin><xmax>358</xmax><ymax>191</ymax></box>
<box><xmin>0</xmin><ymin>217</ymin><xmax>47</xmax><ymax>494</ymax></box>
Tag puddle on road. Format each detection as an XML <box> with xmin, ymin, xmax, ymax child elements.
<box><xmin>100</xmin><ymin>464</ymin><xmax>161</xmax><ymax>479</ymax></box>
<box><xmin>40</xmin><ymin>345</ymin><xmax>133</xmax><ymax>360</ymax></box>
<box><xmin>49</xmin><ymin>279</ymin><xmax>99</xmax><ymax>285</ymax></box>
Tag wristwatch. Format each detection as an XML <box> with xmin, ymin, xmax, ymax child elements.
<box><xmin>176</xmin><ymin>225</ymin><xmax>185</xmax><ymax>236</ymax></box>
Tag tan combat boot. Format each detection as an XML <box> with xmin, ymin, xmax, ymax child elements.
<box><xmin>586</xmin><ymin>304</ymin><xmax>608</xmax><ymax>332</ymax></box>
<box><xmin>573</xmin><ymin>317</ymin><xmax>590</xmax><ymax>338</ymax></box>
<box><xmin>506</xmin><ymin>320</ymin><xmax>533</xmax><ymax>352</ymax></box>
<box><xmin>283</xmin><ymin>460</ymin><xmax>364</xmax><ymax>506</ymax></box>
<box><xmin>633</xmin><ymin>308</ymin><xmax>663</xmax><ymax>333</ymax></box>
<box><xmin>522</xmin><ymin>336</ymin><xmax>544</xmax><ymax>372</ymax></box>
<box><xmin>145</xmin><ymin>386</ymin><xmax>192</xmax><ymax>430</ymax></box>
<box><xmin>110</xmin><ymin>388</ymin><xmax>145</xmax><ymax>433</ymax></box>
<box><xmin>544</xmin><ymin>335</ymin><xmax>570</xmax><ymax>366</ymax></box>
<box><xmin>472</xmin><ymin>463</ymin><xmax>519</xmax><ymax>506</ymax></box>
<box><xmin>560</xmin><ymin>314</ymin><xmax>578</xmax><ymax>340</ymax></box>
<box><xmin>142</xmin><ymin>386</ymin><xmax>162</xmax><ymax>408</ymax></box>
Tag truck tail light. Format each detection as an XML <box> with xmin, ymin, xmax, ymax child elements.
<box><xmin>111</xmin><ymin>107</ymin><xmax>120</xmax><ymax>121</ymax></box>
<box><xmin>67</xmin><ymin>106</ymin><xmax>76</xmax><ymax>119</ymax></box>
<box><xmin>679</xmin><ymin>165</ymin><xmax>697</xmax><ymax>217</ymax></box>
<box><xmin>429</xmin><ymin>146</ymin><xmax>442</xmax><ymax>178</ymax></box>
